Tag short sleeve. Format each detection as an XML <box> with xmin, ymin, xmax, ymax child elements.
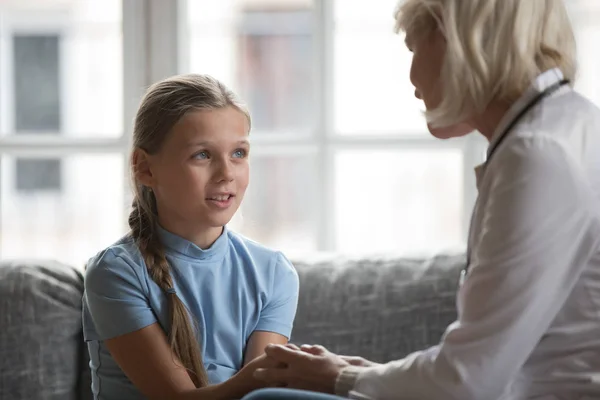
<box><xmin>83</xmin><ymin>250</ymin><xmax>157</xmax><ymax>341</ymax></box>
<box><xmin>254</xmin><ymin>252</ymin><xmax>299</xmax><ymax>339</ymax></box>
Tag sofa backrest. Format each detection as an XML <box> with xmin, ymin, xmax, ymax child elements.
<box><xmin>291</xmin><ymin>254</ymin><xmax>464</xmax><ymax>363</ymax></box>
<box><xmin>0</xmin><ymin>254</ymin><xmax>464</xmax><ymax>399</ymax></box>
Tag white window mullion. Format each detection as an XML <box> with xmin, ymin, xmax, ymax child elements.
<box><xmin>315</xmin><ymin>0</ymin><xmax>336</xmax><ymax>252</ymax></box>
<box><xmin>147</xmin><ymin>0</ymin><xmax>181</xmax><ymax>83</ymax></box>
<box><xmin>0</xmin><ymin>136</ymin><xmax>126</xmax><ymax>156</ymax></box>
<box><xmin>122</xmin><ymin>0</ymin><xmax>149</xmax><ymax>148</ymax></box>
<box><xmin>176</xmin><ymin>0</ymin><xmax>190</xmax><ymax>75</ymax></box>
<box><xmin>122</xmin><ymin>0</ymin><xmax>182</xmax><ymax>214</ymax></box>
<box><xmin>122</xmin><ymin>0</ymin><xmax>150</xmax><ymax>223</ymax></box>
<box><xmin>123</xmin><ymin>0</ymin><xmax>181</xmax><ymax>144</ymax></box>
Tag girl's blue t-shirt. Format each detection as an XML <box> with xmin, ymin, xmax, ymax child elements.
<box><xmin>82</xmin><ymin>226</ymin><xmax>299</xmax><ymax>400</ymax></box>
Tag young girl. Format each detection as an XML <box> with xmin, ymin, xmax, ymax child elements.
<box><xmin>82</xmin><ymin>74</ymin><xmax>300</xmax><ymax>400</ymax></box>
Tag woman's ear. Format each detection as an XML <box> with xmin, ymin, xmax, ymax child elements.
<box><xmin>132</xmin><ymin>148</ymin><xmax>155</xmax><ymax>188</ymax></box>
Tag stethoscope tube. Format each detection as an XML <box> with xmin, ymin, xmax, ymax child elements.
<box><xmin>460</xmin><ymin>79</ymin><xmax>571</xmax><ymax>285</ymax></box>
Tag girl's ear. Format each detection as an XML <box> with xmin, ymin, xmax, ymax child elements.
<box><xmin>132</xmin><ymin>148</ymin><xmax>155</xmax><ymax>188</ymax></box>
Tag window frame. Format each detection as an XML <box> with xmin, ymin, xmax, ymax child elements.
<box><xmin>0</xmin><ymin>0</ymin><xmax>485</xmax><ymax>255</ymax></box>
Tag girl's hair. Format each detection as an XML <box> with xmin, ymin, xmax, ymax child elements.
<box><xmin>128</xmin><ymin>74</ymin><xmax>250</xmax><ymax>386</ymax></box>
<box><xmin>394</xmin><ymin>0</ymin><xmax>577</xmax><ymax>128</ymax></box>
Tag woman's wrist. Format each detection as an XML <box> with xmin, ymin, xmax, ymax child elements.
<box><xmin>335</xmin><ymin>366</ymin><xmax>364</xmax><ymax>397</ymax></box>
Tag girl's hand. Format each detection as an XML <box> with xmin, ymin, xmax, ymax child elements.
<box><xmin>222</xmin><ymin>353</ymin><xmax>284</xmax><ymax>399</ymax></box>
<box><xmin>253</xmin><ymin>344</ymin><xmax>351</xmax><ymax>394</ymax></box>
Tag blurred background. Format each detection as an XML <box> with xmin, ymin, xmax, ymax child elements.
<box><xmin>0</xmin><ymin>0</ymin><xmax>598</xmax><ymax>268</ymax></box>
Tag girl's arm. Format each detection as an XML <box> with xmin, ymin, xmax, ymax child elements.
<box><xmin>244</xmin><ymin>252</ymin><xmax>300</xmax><ymax>365</ymax></box>
<box><xmin>243</xmin><ymin>331</ymin><xmax>289</xmax><ymax>365</ymax></box>
<box><xmin>105</xmin><ymin>323</ymin><xmax>272</xmax><ymax>400</ymax></box>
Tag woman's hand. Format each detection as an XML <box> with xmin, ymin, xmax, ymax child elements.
<box><xmin>299</xmin><ymin>344</ymin><xmax>379</xmax><ymax>368</ymax></box>
<box><xmin>339</xmin><ymin>355</ymin><xmax>378</xmax><ymax>368</ymax></box>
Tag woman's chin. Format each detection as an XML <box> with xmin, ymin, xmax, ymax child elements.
<box><xmin>427</xmin><ymin>122</ymin><xmax>474</xmax><ymax>139</ymax></box>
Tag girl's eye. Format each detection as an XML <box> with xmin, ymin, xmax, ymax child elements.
<box><xmin>193</xmin><ymin>151</ymin><xmax>209</xmax><ymax>160</ymax></box>
<box><xmin>233</xmin><ymin>149</ymin><xmax>247</xmax><ymax>158</ymax></box>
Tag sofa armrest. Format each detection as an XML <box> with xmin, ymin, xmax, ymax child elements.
<box><xmin>0</xmin><ymin>260</ymin><xmax>90</xmax><ymax>400</ymax></box>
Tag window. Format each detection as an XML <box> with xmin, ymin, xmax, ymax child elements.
<box><xmin>334</xmin><ymin>149</ymin><xmax>463</xmax><ymax>255</ymax></box>
<box><xmin>333</xmin><ymin>0</ymin><xmax>425</xmax><ymax>135</ymax></box>
<box><xmin>569</xmin><ymin>2</ymin><xmax>600</xmax><ymax>107</ymax></box>
<box><xmin>238</xmin><ymin>9</ymin><xmax>314</xmax><ymax>134</ymax></box>
<box><xmin>0</xmin><ymin>0</ymin><xmax>124</xmax><ymax>265</ymax></box>
<box><xmin>15</xmin><ymin>158</ymin><xmax>62</xmax><ymax>192</ymax></box>
<box><xmin>183</xmin><ymin>0</ymin><xmax>600</xmax><ymax>257</ymax></box>
<box><xmin>1</xmin><ymin>154</ymin><xmax>125</xmax><ymax>265</ymax></box>
<box><xmin>240</xmin><ymin>155</ymin><xmax>319</xmax><ymax>252</ymax></box>
<box><xmin>186</xmin><ymin>0</ymin><xmax>321</xmax><ymax>254</ymax></box>
<box><xmin>13</xmin><ymin>34</ymin><xmax>63</xmax><ymax>192</ymax></box>
<box><xmin>1</xmin><ymin>0</ymin><xmax>599</xmax><ymax>267</ymax></box>
<box><xmin>13</xmin><ymin>35</ymin><xmax>61</xmax><ymax>132</ymax></box>
<box><xmin>185</xmin><ymin>0</ymin><xmax>467</xmax><ymax>256</ymax></box>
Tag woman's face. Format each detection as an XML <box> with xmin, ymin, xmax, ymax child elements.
<box><xmin>406</xmin><ymin>27</ymin><xmax>473</xmax><ymax>139</ymax></box>
<box><xmin>407</xmin><ymin>28</ymin><xmax>445</xmax><ymax>111</ymax></box>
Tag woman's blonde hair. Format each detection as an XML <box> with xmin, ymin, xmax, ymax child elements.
<box><xmin>395</xmin><ymin>0</ymin><xmax>577</xmax><ymax>128</ymax></box>
<box><xmin>129</xmin><ymin>74</ymin><xmax>250</xmax><ymax>387</ymax></box>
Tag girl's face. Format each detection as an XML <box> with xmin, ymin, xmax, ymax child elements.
<box><xmin>137</xmin><ymin>106</ymin><xmax>250</xmax><ymax>241</ymax></box>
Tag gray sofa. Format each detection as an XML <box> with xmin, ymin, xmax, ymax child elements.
<box><xmin>0</xmin><ymin>254</ymin><xmax>464</xmax><ymax>399</ymax></box>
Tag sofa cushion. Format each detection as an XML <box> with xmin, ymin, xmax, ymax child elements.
<box><xmin>0</xmin><ymin>260</ymin><xmax>91</xmax><ymax>400</ymax></box>
<box><xmin>291</xmin><ymin>254</ymin><xmax>464</xmax><ymax>363</ymax></box>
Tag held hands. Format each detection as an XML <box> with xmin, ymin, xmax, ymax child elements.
<box><xmin>252</xmin><ymin>344</ymin><xmax>367</xmax><ymax>393</ymax></box>
<box><xmin>223</xmin><ymin>353</ymin><xmax>285</xmax><ymax>399</ymax></box>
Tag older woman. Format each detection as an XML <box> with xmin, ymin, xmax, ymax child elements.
<box><xmin>242</xmin><ymin>0</ymin><xmax>600</xmax><ymax>399</ymax></box>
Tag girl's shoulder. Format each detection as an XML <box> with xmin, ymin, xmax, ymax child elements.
<box><xmin>84</xmin><ymin>234</ymin><xmax>147</xmax><ymax>281</ymax></box>
<box><xmin>226</xmin><ymin>230</ymin><xmax>286</xmax><ymax>262</ymax></box>
<box><xmin>225</xmin><ymin>229</ymin><xmax>298</xmax><ymax>279</ymax></box>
